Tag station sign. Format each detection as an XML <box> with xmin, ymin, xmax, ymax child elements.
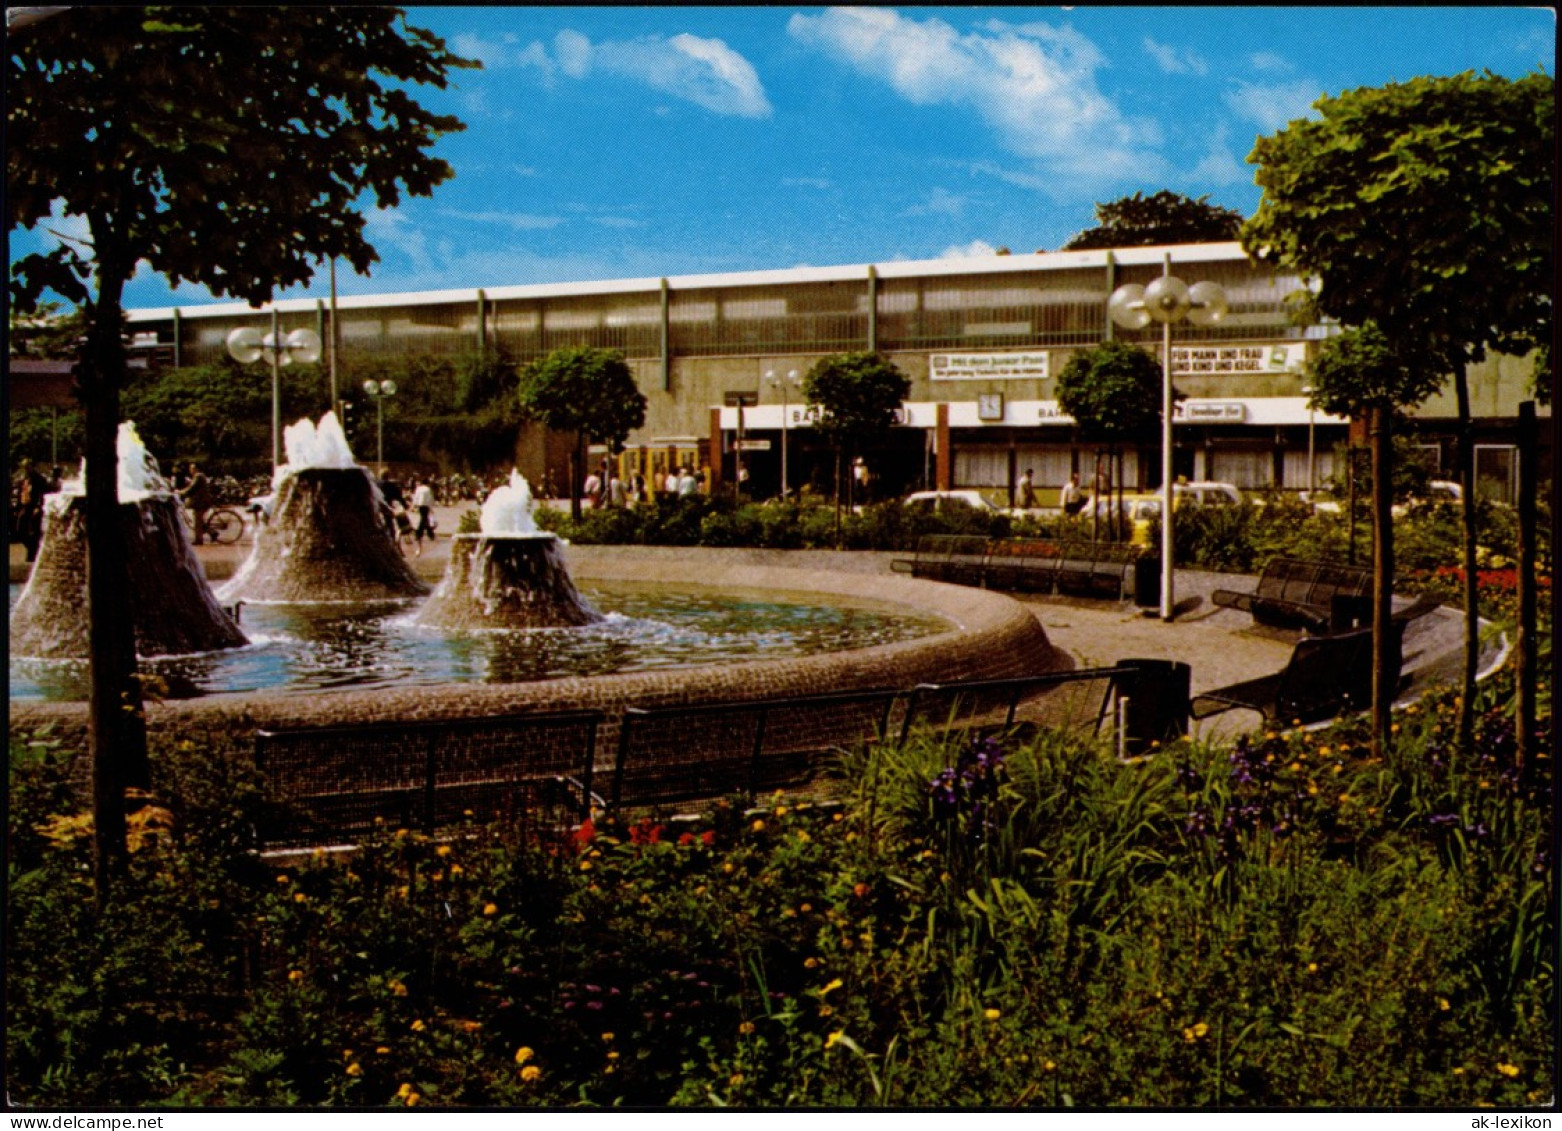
<box><xmin>931</xmin><ymin>351</ymin><xmax>1050</xmax><ymax>381</ymax></box>
<box><xmin>1170</xmin><ymin>342</ymin><xmax>1305</xmax><ymax>376</ymax></box>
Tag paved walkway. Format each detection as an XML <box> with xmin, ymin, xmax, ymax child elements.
<box><xmin>10</xmin><ymin>517</ymin><xmax>1497</xmax><ymax>743</ymax></box>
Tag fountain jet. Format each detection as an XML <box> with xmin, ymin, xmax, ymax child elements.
<box><xmin>218</xmin><ymin>413</ymin><xmax>428</xmax><ymax>604</ymax></box>
<box><xmin>9</xmin><ymin>423</ymin><xmax>249</xmax><ymax>659</ymax></box>
<box><xmin>414</xmin><ymin>470</ymin><xmax>603</xmax><ymax>629</ymax></box>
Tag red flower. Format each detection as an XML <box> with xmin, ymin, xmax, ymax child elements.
<box><xmin>678</xmin><ymin>832</ymin><xmax>696</xmax><ymax>847</ymax></box>
<box><xmin>701</xmin><ymin>830</ymin><xmax>716</xmax><ymax>846</ymax></box>
<box><xmin>629</xmin><ymin>818</ymin><xmax>666</xmax><ymax>846</ymax></box>
<box><xmin>572</xmin><ymin>819</ymin><xmax>596</xmax><ymax>849</ymax></box>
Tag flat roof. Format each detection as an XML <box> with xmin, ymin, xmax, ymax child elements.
<box><xmin>126</xmin><ymin>241</ymin><xmax>1255</xmax><ymax>323</ymax></box>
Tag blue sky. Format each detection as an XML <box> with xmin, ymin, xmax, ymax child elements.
<box><xmin>29</xmin><ymin>5</ymin><xmax>1555</xmax><ymax>311</ymax></box>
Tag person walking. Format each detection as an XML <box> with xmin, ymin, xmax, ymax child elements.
<box><xmin>1061</xmin><ymin>472</ymin><xmax>1086</xmax><ymax>516</ymax></box>
<box><xmin>410</xmin><ymin>477</ymin><xmax>435</xmax><ymax>556</ymax></box>
<box><xmin>1016</xmin><ymin>467</ymin><xmax>1036</xmax><ymax>509</ymax></box>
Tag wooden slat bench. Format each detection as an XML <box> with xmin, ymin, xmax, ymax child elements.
<box><xmin>608</xmin><ymin>688</ymin><xmax>906</xmax><ymax>812</ymax></box>
<box><xmin>254</xmin><ymin>710</ymin><xmax>603</xmax><ymax>849</ymax></box>
<box><xmin>1212</xmin><ymin>556</ymin><xmax>1372</xmax><ymax>634</ymax></box>
<box><xmin>1189</xmin><ymin>620</ymin><xmax>1406</xmax><ymax>727</ymax></box>
<box><xmin>889</xmin><ymin>534</ymin><xmax>992</xmax><ymax>586</ymax></box>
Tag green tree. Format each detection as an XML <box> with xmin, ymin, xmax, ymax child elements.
<box><xmin>7</xmin><ymin>6</ymin><xmax>473</xmax><ymax>888</ymax></box>
<box><xmin>801</xmin><ymin>352</ymin><xmax>911</xmax><ymax>523</ymax></box>
<box><xmin>1062</xmin><ymin>190</ymin><xmax>1244</xmax><ymax>250</ymax></box>
<box><xmin>1243</xmin><ymin>68</ymin><xmax>1553</xmax><ymax>751</ymax></box>
<box><xmin>517</xmin><ymin>347</ymin><xmax>648</xmax><ymax>520</ymax></box>
<box><xmin>1307</xmin><ymin>323</ymin><xmax>1443</xmax><ymax>757</ymax></box>
<box><xmin>1055</xmin><ymin>339</ymin><xmax>1169</xmax><ymax>539</ymax></box>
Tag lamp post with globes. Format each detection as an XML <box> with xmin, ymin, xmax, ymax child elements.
<box><xmin>1107</xmin><ymin>263</ymin><xmax>1226</xmax><ymax>621</ymax></box>
<box><xmin>226</xmin><ymin>318</ymin><xmax>322</xmax><ymax>475</ymax></box>
<box><xmin>363</xmin><ymin>379</ymin><xmax>398</xmax><ymax>469</ymax></box>
<box><xmin>766</xmin><ymin>367</ymin><xmax>801</xmax><ymax>499</ymax></box>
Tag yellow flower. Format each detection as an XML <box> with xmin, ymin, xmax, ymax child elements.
<box><xmin>436</xmin><ymin>845</ymin><xmax>452</xmax><ymax>857</ymax></box>
<box><xmin>739</xmin><ymin>1021</ymin><xmax>756</xmax><ymax>1035</ymax></box>
<box><xmin>1437</xmin><ymin>997</ymin><xmax>1450</xmax><ymax>1011</ymax></box>
<box><xmin>390</xmin><ymin>979</ymin><xmax>408</xmax><ymax>996</ymax></box>
<box><xmin>579</xmin><ymin>860</ymin><xmax>593</xmax><ymax>871</ymax></box>
<box><xmin>1306</xmin><ymin>962</ymin><xmax>1318</xmax><ymax>974</ymax></box>
<box><xmin>376</xmin><ymin>1047</ymin><xmax>391</xmax><ymax>1056</ymax></box>
<box><xmin>601</xmin><ymin>1032</ymin><xmax>615</xmax><ymax>1042</ymax></box>
<box><xmin>984</xmin><ymin>1008</ymin><xmax>1002</xmax><ymax>1021</ymax></box>
<box><xmin>775</xmin><ymin>806</ymin><xmax>788</xmax><ymax>818</ymax></box>
<box><xmin>520</xmin><ymin>1065</ymin><xmax>542</xmax><ymax>1082</ymax></box>
<box><xmin>752</xmin><ymin>819</ymin><xmax>766</xmax><ymax>832</ymax></box>
<box><xmin>483</xmin><ymin>902</ymin><xmax>498</xmax><ymax>916</ymax></box>
<box><xmin>1497</xmin><ymin>1063</ymin><xmax>1521</xmax><ymax>1077</ymax></box>
<box><xmin>1183</xmin><ymin>1022</ymin><xmax>1209</xmax><ymax>1042</ymax></box>
<box><xmin>396</xmin><ymin>1083</ymin><xmax>413</xmax><ymax>1098</ymax></box>
<box><xmin>276</xmin><ymin>873</ymin><xmax>290</xmax><ymax>884</ymax></box>
<box><xmin>345</xmin><ymin>1063</ymin><xmax>362</xmax><ymax>1077</ymax></box>
<box><xmin>824</xmin><ymin>1031</ymin><xmax>845</xmax><ymax>1049</ymax></box>
<box><xmin>515</xmin><ymin>1046</ymin><xmax>534</xmax><ymax>1065</ymax></box>
<box><xmin>799</xmin><ymin>902</ymin><xmax>812</xmax><ymax>913</ymax></box>
<box><xmin>405</xmin><ymin>1093</ymin><xmax>420</xmax><ymax>1107</ymax></box>
<box><xmin>804</xmin><ymin>957</ymin><xmax>820</xmax><ymax>969</ymax></box>
<box><xmin>287</xmin><ymin>969</ymin><xmax>304</xmax><ymax>983</ymax></box>
<box><xmin>821</xmin><ymin>977</ymin><xmax>843</xmax><ymax>996</ymax></box>
<box><xmin>411</xmin><ymin>1020</ymin><xmax>426</xmax><ymax>1032</ymax></box>
<box><xmin>729</xmin><ymin>1073</ymin><xmax>745</xmax><ymax>1087</ymax></box>
<box><xmin>1043</xmin><ymin>1060</ymin><xmax>1056</xmax><ymax>1072</ymax></box>
<box><xmin>458</xmin><ymin>1020</ymin><xmax>482</xmax><ymax>1033</ymax></box>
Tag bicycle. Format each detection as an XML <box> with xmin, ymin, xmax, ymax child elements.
<box><xmin>185</xmin><ymin>504</ymin><xmax>246</xmax><ymax>545</ymax></box>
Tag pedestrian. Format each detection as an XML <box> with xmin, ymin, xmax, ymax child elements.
<box><xmin>410</xmin><ymin>476</ymin><xmax>435</xmax><ymax>556</ymax></box>
<box><xmin>677</xmin><ymin>466</ymin><xmax>698</xmax><ymax>497</ymax></box>
<box><xmin>14</xmin><ymin>459</ymin><xmax>49</xmax><ymax>562</ymax></box>
<box><xmin>180</xmin><ymin>461</ymin><xmax>214</xmax><ymax>544</ymax></box>
<box><xmin>608</xmin><ymin>471</ymin><xmax>627</xmax><ymax>508</ymax></box>
<box><xmin>582</xmin><ymin>468</ymin><xmax>602</xmax><ymax>507</ymax></box>
<box><xmin>1017</xmin><ymin>467</ymin><xmax>1036</xmax><ymax>509</ymax></box>
<box><xmin>1061</xmin><ymin>472</ymin><xmax>1086</xmax><ymax>516</ymax></box>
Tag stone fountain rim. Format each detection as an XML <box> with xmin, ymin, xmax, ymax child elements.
<box><xmin>8</xmin><ymin>554</ymin><xmax>1057</xmax><ymax>740</ymax></box>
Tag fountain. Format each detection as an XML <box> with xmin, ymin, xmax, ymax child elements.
<box><xmin>414</xmin><ymin>470</ymin><xmax>604</xmax><ymax>629</ymax></box>
<box><xmin>218</xmin><ymin>413</ymin><xmax>428</xmax><ymax>604</ymax></box>
<box><xmin>8</xmin><ymin>423</ymin><xmax>248</xmax><ymax>659</ymax></box>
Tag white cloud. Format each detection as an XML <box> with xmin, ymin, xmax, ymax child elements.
<box><xmin>1187</xmin><ymin>123</ymin><xmax>1248</xmax><ymax>186</ymax></box>
<box><xmin>787</xmin><ymin>8</ymin><xmax>1159</xmax><ymax>188</ymax></box>
<box><xmin>1224</xmin><ymin>79</ymin><xmax>1322</xmax><ymax>132</ymax></box>
<box><xmin>437</xmin><ymin>209</ymin><xmax>564</xmax><ymax>232</ymax></box>
<box><xmin>902</xmin><ymin>187</ymin><xmax>966</xmax><ymax>218</ymax></box>
<box><xmin>542</xmin><ymin>28</ymin><xmax>770</xmax><ymax>117</ymax></box>
<box><xmin>939</xmin><ymin>239</ymin><xmax>1000</xmax><ymax>258</ymax></box>
<box><xmin>1248</xmin><ymin>51</ymin><xmax>1292</xmax><ymax>73</ymax></box>
<box><xmin>1143</xmin><ymin>36</ymin><xmax>1207</xmax><ymax>76</ymax></box>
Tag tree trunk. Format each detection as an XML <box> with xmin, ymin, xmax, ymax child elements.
<box><xmin>82</xmin><ymin>240</ymin><xmax>150</xmax><ymax>893</ymax></box>
<box><xmin>833</xmin><ymin>446</ymin><xmax>843</xmax><ymax>548</ymax></box>
<box><xmin>1369</xmin><ymin>405</ymin><xmax>1395</xmax><ymax>760</ymax></box>
<box><xmin>1515</xmin><ymin>400</ymin><xmax>1537</xmax><ymax>773</ymax></box>
<box><xmin>1452</xmin><ymin>372</ymin><xmax>1478</xmax><ymax>752</ymax></box>
<box><xmin>569</xmin><ymin>433</ymin><xmax>584</xmax><ymax>522</ymax></box>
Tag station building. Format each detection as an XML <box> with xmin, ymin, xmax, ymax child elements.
<box><xmin>123</xmin><ymin>241</ymin><xmax>1542</xmax><ymax>505</ymax></box>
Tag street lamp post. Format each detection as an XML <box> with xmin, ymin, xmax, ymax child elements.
<box><xmin>226</xmin><ymin>320</ymin><xmax>322</xmax><ymax>474</ymax></box>
<box><xmin>1108</xmin><ymin>262</ymin><xmax>1226</xmax><ymax>621</ymax></box>
<box><xmin>1302</xmin><ymin>385</ymin><xmax>1317</xmax><ymax>492</ymax></box>
<box><xmin>363</xmin><ymin>379</ymin><xmax>398</xmax><ymax>468</ymax></box>
<box><xmin>766</xmin><ymin>368</ymin><xmax>801</xmax><ymax>499</ymax></box>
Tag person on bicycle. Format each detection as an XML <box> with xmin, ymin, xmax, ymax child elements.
<box><xmin>180</xmin><ymin>461</ymin><xmax>214</xmax><ymax>544</ymax></box>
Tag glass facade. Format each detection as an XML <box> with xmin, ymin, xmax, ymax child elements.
<box><xmin>138</xmin><ymin>247</ymin><xmax>1315</xmax><ymax>369</ymax></box>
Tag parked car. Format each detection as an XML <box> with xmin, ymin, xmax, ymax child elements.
<box><xmin>1090</xmin><ymin>482</ymin><xmax>1242</xmax><ymax>545</ymax></box>
<box><xmin>901</xmin><ymin>489</ymin><xmax>1003</xmax><ymax>514</ymax></box>
<box><xmin>1303</xmin><ymin>479</ymin><xmax>1463</xmax><ymax>517</ymax></box>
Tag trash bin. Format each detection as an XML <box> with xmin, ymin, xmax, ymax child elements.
<box><xmin>1112</xmin><ymin>658</ymin><xmax>1191</xmax><ymax>757</ymax></box>
<box><xmin>1132</xmin><ymin>556</ymin><xmax>1161</xmax><ymax>607</ymax></box>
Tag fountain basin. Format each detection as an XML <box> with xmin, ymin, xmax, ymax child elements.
<box><xmin>8</xmin><ymin>549</ymin><xmax>1059</xmax><ymax>753</ymax></box>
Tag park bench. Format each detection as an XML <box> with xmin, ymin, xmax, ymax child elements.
<box><xmin>1189</xmin><ymin>619</ymin><xmax>1411</xmax><ymax>727</ymax></box>
<box><xmin>607</xmin><ymin>688</ymin><xmax>906</xmax><ymax>812</ymax></box>
<box><xmin>254</xmin><ymin>709</ymin><xmax>603</xmax><ymax>849</ymax></box>
<box><xmin>1211</xmin><ymin>556</ymin><xmax>1372</xmax><ymax>634</ymax></box>
<box><xmin>892</xmin><ymin>535</ymin><xmax>1140</xmax><ymax>600</ymax></box>
<box><xmin>889</xmin><ymin>534</ymin><xmax>992</xmax><ymax>585</ymax></box>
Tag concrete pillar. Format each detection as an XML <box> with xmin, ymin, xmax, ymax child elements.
<box><xmin>936</xmin><ymin>402</ymin><xmax>952</xmax><ymax>491</ymax></box>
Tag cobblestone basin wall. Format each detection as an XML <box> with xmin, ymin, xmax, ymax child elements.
<box><xmin>9</xmin><ymin>552</ymin><xmax>1057</xmax><ymax>759</ymax></box>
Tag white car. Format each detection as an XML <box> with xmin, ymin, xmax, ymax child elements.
<box><xmin>901</xmin><ymin>490</ymin><xmax>1003</xmax><ymax>513</ymax></box>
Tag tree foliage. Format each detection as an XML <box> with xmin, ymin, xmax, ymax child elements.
<box><xmin>1242</xmin><ymin>69</ymin><xmax>1553</xmax><ymax>373</ymax></box>
<box><xmin>1054</xmin><ymin>340</ymin><xmax>1168</xmax><ymax>444</ymax></box>
<box><xmin>7</xmin><ymin>6</ymin><xmax>474</xmax><ymax>887</ymax></box>
<box><xmin>801</xmin><ymin>352</ymin><xmax>911</xmax><ymax>448</ymax></box>
<box><xmin>517</xmin><ymin>347</ymin><xmax>648</xmax><ymax>449</ymax></box>
<box><xmin>1305</xmin><ymin>322</ymin><xmax>1444</xmax><ymax>418</ymax></box>
<box><xmin>1062</xmin><ymin>191</ymin><xmax>1244</xmax><ymax>251</ymax></box>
